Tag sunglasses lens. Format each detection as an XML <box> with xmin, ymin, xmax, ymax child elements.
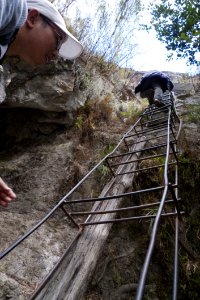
<box><xmin>43</xmin><ymin>17</ymin><xmax>63</xmax><ymax>51</ymax></box>
<box><xmin>57</xmin><ymin>36</ymin><xmax>63</xmax><ymax>51</ymax></box>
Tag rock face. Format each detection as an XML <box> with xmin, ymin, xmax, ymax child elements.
<box><xmin>0</xmin><ymin>65</ymin><xmax>6</xmax><ymax>103</ymax></box>
<box><xmin>0</xmin><ymin>55</ymin><xmax>199</xmax><ymax>299</ymax></box>
<box><xmin>1</xmin><ymin>58</ymin><xmax>79</xmax><ymax>112</ymax></box>
<box><xmin>1</xmin><ymin>57</ymin><xmax>126</xmax><ymax>113</ymax></box>
<box><xmin>176</xmin><ymin>90</ymin><xmax>200</xmax><ymax>157</ymax></box>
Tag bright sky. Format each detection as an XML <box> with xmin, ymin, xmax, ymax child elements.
<box><xmin>131</xmin><ymin>0</ymin><xmax>196</xmax><ymax>73</ymax></box>
<box><xmin>60</xmin><ymin>0</ymin><xmax>199</xmax><ymax>74</ymax></box>
<box><xmin>131</xmin><ymin>22</ymin><xmax>190</xmax><ymax>73</ymax></box>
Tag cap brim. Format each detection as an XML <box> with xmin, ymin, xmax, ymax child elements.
<box><xmin>27</xmin><ymin>0</ymin><xmax>83</xmax><ymax>60</ymax></box>
<box><xmin>59</xmin><ymin>33</ymin><xmax>83</xmax><ymax>60</ymax></box>
<box><xmin>0</xmin><ymin>45</ymin><xmax>8</xmax><ymax>58</ymax></box>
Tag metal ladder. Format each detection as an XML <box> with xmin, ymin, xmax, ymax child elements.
<box><xmin>0</xmin><ymin>91</ymin><xmax>183</xmax><ymax>299</ymax></box>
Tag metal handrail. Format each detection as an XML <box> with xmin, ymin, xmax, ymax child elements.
<box><xmin>135</xmin><ymin>107</ymin><xmax>173</xmax><ymax>300</ymax></box>
<box><xmin>135</xmin><ymin>93</ymin><xmax>181</xmax><ymax>300</ymax></box>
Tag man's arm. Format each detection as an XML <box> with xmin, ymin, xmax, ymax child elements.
<box><xmin>0</xmin><ymin>177</ymin><xmax>16</xmax><ymax>207</ymax></box>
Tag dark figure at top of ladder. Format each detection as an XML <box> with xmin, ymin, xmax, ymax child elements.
<box><xmin>134</xmin><ymin>71</ymin><xmax>174</xmax><ymax>107</ymax></box>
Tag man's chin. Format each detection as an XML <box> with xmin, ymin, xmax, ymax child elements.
<box><xmin>21</xmin><ymin>56</ymin><xmax>46</xmax><ymax>67</ymax></box>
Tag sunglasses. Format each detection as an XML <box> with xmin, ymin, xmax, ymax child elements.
<box><xmin>41</xmin><ymin>15</ymin><xmax>66</xmax><ymax>51</ymax></box>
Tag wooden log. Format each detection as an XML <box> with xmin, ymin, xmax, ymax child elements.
<box><xmin>31</xmin><ymin>137</ymin><xmax>146</xmax><ymax>300</ymax></box>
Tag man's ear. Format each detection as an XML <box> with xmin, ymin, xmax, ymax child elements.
<box><xmin>26</xmin><ymin>9</ymin><xmax>40</xmax><ymax>28</ymax></box>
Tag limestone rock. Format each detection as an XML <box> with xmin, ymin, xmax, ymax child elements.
<box><xmin>0</xmin><ymin>273</ymin><xmax>24</xmax><ymax>300</ymax></box>
<box><xmin>0</xmin><ymin>65</ymin><xmax>6</xmax><ymax>103</ymax></box>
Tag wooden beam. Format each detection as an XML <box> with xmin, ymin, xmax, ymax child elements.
<box><xmin>30</xmin><ymin>137</ymin><xmax>146</xmax><ymax>300</ymax></box>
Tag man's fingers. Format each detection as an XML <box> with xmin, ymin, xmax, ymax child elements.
<box><xmin>0</xmin><ymin>193</ymin><xmax>14</xmax><ymax>202</ymax></box>
<box><xmin>5</xmin><ymin>189</ymin><xmax>16</xmax><ymax>199</ymax></box>
<box><xmin>0</xmin><ymin>178</ymin><xmax>16</xmax><ymax>207</ymax></box>
<box><xmin>0</xmin><ymin>193</ymin><xmax>15</xmax><ymax>207</ymax></box>
<box><xmin>0</xmin><ymin>199</ymin><xmax>8</xmax><ymax>207</ymax></box>
<box><xmin>0</xmin><ymin>177</ymin><xmax>10</xmax><ymax>189</ymax></box>
<box><xmin>0</xmin><ymin>178</ymin><xmax>16</xmax><ymax>199</ymax></box>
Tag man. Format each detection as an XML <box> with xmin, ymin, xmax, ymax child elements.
<box><xmin>134</xmin><ymin>71</ymin><xmax>174</xmax><ymax>107</ymax></box>
<box><xmin>0</xmin><ymin>0</ymin><xmax>83</xmax><ymax>207</ymax></box>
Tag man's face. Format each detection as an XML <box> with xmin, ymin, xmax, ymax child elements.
<box><xmin>11</xmin><ymin>10</ymin><xmax>66</xmax><ymax>66</ymax></box>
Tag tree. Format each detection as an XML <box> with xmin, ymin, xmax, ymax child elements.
<box><xmin>53</xmin><ymin>0</ymin><xmax>142</xmax><ymax>67</ymax></box>
<box><xmin>50</xmin><ymin>0</ymin><xmax>77</xmax><ymax>12</ymax></box>
<box><xmin>148</xmin><ymin>0</ymin><xmax>200</xmax><ymax>66</ymax></box>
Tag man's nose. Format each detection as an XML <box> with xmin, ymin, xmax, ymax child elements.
<box><xmin>52</xmin><ymin>50</ymin><xmax>59</xmax><ymax>60</ymax></box>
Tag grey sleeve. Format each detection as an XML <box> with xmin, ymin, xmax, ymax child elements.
<box><xmin>0</xmin><ymin>0</ymin><xmax>27</xmax><ymax>35</ymax></box>
<box><xmin>0</xmin><ymin>0</ymin><xmax>27</xmax><ymax>59</ymax></box>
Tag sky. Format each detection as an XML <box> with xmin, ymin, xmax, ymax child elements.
<box><xmin>131</xmin><ymin>0</ymin><xmax>197</xmax><ymax>74</ymax></box>
<box><xmin>59</xmin><ymin>0</ymin><xmax>199</xmax><ymax>74</ymax></box>
<box><xmin>131</xmin><ymin>18</ymin><xmax>187</xmax><ymax>72</ymax></box>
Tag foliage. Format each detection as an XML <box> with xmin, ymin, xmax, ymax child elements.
<box><xmin>186</xmin><ymin>104</ymin><xmax>200</xmax><ymax>123</ymax></box>
<box><xmin>177</xmin><ymin>158</ymin><xmax>200</xmax><ymax>300</ymax></box>
<box><xmin>99</xmin><ymin>144</ymin><xmax>116</xmax><ymax>159</ymax></box>
<box><xmin>95</xmin><ymin>145</ymin><xmax>116</xmax><ymax>180</ymax></box>
<box><xmin>90</xmin><ymin>55</ymin><xmax>119</xmax><ymax>75</ymax></box>
<box><xmin>178</xmin><ymin>155</ymin><xmax>200</xmax><ymax>192</ymax></box>
<box><xmin>75</xmin><ymin>114</ymin><xmax>84</xmax><ymax>129</ymax></box>
<box><xmin>56</xmin><ymin>0</ymin><xmax>142</xmax><ymax>67</ymax></box>
<box><xmin>98</xmin><ymin>94</ymin><xmax>114</xmax><ymax>122</ymax></box>
<box><xmin>98</xmin><ymin>164</ymin><xmax>110</xmax><ymax>178</ymax></box>
<box><xmin>75</xmin><ymin>95</ymin><xmax>114</xmax><ymax>141</ymax></box>
<box><xmin>119</xmin><ymin>102</ymin><xmax>141</xmax><ymax>124</ymax></box>
<box><xmin>148</xmin><ymin>0</ymin><xmax>200</xmax><ymax>66</ymax></box>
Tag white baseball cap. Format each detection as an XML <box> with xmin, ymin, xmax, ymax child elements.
<box><xmin>27</xmin><ymin>0</ymin><xmax>83</xmax><ymax>60</ymax></box>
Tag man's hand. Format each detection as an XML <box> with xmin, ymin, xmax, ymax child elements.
<box><xmin>0</xmin><ymin>178</ymin><xmax>16</xmax><ymax>207</ymax></box>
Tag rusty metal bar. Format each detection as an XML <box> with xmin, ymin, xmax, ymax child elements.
<box><xmin>110</xmin><ymin>152</ymin><xmax>177</xmax><ymax>168</ymax></box>
<box><xmin>139</xmin><ymin>116</ymin><xmax>145</xmax><ymax>130</ymax></box>
<box><xmin>126</xmin><ymin>123</ymin><xmax>169</xmax><ymax>138</ymax></box>
<box><xmin>142</xmin><ymin>116</ymin><xmax>169</xmax><ymax>127</ymax></box>
<box><xmin>81</xmin><ymin>212</ymin><xmax>185</xmax><ymax>226</ymax></box>
<box><xmin>143</xmin><ymin>113</ymin><xmax>168</xmax><ymax>123</ymax></box>
<box><xmin>173</xmin><ymin>137</ymin><xmax>180</xmax><ymax>300</ymax></box>
<box><xmin>64</xmin><ymin>185</ymin><xmax>175</xmax><ymax>205</ymax></box>
<box><xmin>116</xmin><ymin>162</ymin><xmax>176</xmax><ymax>176</ymax></box>
<box><xmin>105</xmin><ymin>158</ymin><xmax>116</xmax><ymax>177</ymax></box>
<box><xmin>70</xmin><ymin>199</ymin><xmax>181</xmax><ymax>216</ymax></box>
<box><xmin>170</xmin><ymin>142</ymin><xmax>180</xmax><ymax>164</ymax></box>
<box><xmin>124</xmin><ymin>132</ymin><xmax>173</xmax><ymax>147</ymax></box>
<box><xmin>108</xmin><ymin>142</ymin><xmax>175</xmax><ymax>161</ymax></box>
<box><xmin>168</xmin><ymin>183</ymin><xmax>182</xmax><ymax>220</ymax></box>
<box><xmin>126</xmin><ymin>125</ymin><xmax>168</xmax><ymax>138</ymax></box>
<box><xmin>133</xmin><ymin>123</ymin><xmax>140</xmax><ymax>138</ymax></box>
<box><xmin>123</xmin><ymin>137</ymin><xmax>130</xmax><ymax>151</ymax></box>
<box><xmin>170</xmin><ymin>114</ymin><xmax>176</xmax><ymax>129</ymax></box>
<box><xmin>60</xmin><ymin>206</ymin><xmax>80</xmax><ymax>229</ymax></box>
<box><xmin>125</xmin><ymin>124</ymin><xmax>173</xmax><ymax>139</ymax></box>
<box><xmin>143</xmin><ymin>106</ymin><xmax>169</xmax><ymax>116</ymax></box>
<box><xmin>170</xmin><ymin>123</ymin><xmax>177</xmax><ymax>140</ymax></box>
